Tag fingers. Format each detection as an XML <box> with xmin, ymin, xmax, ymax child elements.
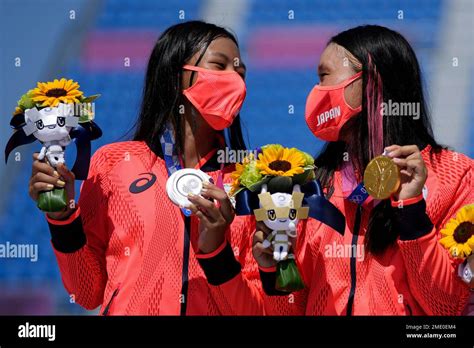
<box><xmin>200</xmin><ymin>182</ymin><xmax>234</xmax><ymax>224</ymax></box>
<box><xmin>31</xmin><ymin>172</ymin><xmax>65</xmax><ymax>188</ymax></box>
<box><xmin>256</xmin><ymin>221</ymin><xmax>272</xmax><ymax>235</ymax></box>
<box><xmin>253</xmin><ymin>230</ymin><xmax>266</xmax><ymax>244</ymax></box>
<box><xmin>253</xmin><ymin>230</ymin><xmax>273</xmax><ymax>255</ymax></box>
<box><xmin>392</xmin><ymin>157</ymin><xmax>426</xmax><ymax>178</ymax></box>
<box><xmin>200</xmin><ymin>182</ymin><xmax>228</xmax><ymax>201</ymax></box>
<box><xmin>188</xmin><ymin>204</ymin><xmax>208</xmax><ymax>222</ymax></box>
<box><xmin>31</xmin><ymin>182</ymin><xmax>55</xmax><ymax>193</ymax></box>
<box><xmin>32</xmin><ymin>153</ymin><xmax>58</xmax><ymax>177</ymax></box>
<box><xmin>195</xmin><ymin>210</ymin><xmax>207</xmax><ymax>221</ymax></box>
<box><xmin>56</xmin><ymin>163</ymin><xmax>75</xmax><ymax>183</ymax></box>
<box><xmin>30</xmin><ymin>153</ymin><xmax>76</xmax><ymax>203</ymax></box>
<box><xmin>186</xmin><ymin>200</ymin><xmax>222</xmax><ymax>231</ymax></box>
<box><xmin>29</xmin><ymin>181</ymin><xmax>54</xmax><ymax>201</ymax></box>
<box><xmin>386</xmin><ymin>145</ymin><xmax>420</xmax><ymax>159</ymax></box>
<box><xmin>386</xmin><ymin>145</ymin><xmax>426</xmax><ymax>179</ymax></box>
<box><xmin>384</xmin><ymin>144</ymin><xmax>400</xmax><ymax>154</ymax></box>
<box><xmin>253</xmin><ymin>241</ymin><xmax>274</xmax><ymax>256</ymax></box>
<box><xmin>187</xmin><ymin>193</ymin><xmax>222</xmax><ymax>222</ymax></box>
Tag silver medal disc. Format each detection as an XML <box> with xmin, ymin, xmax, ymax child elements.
<box><xmin>166</xmin><ymin>168</ymin><xmax>211</xmax><ymax>207</ymax></box>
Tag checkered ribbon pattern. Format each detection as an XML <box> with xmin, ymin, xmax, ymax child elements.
<box><xmin>160</xmin><ymin>123</ymin><xmax>192</xmax><ymax>216</ymax></box>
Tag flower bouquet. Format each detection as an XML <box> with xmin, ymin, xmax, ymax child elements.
<box><xmin>231</xmin><ymin>144</ymin><xmax>316</xmax><ymax>292</ymax></box>
<box><xmin>5</xmin><ymin>78</ymin><xmax>102</xmax><ymax>212</ymax></box>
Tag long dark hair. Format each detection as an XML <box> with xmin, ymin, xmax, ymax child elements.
<box><xmin>133</xmin><ymin>21</ymin><xmax>246</xmax><ymax>157</ymax></box>
<box><xmin>314</xmin><ymin>25</ymin><xmax>444</xmax><ymax>254</ymax></box>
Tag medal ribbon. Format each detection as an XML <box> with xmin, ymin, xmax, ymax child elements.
<box><xmin>342</xmin><ymin>151</ymin><xmax>391</xmax><ymax>207</ymax></box>
<box><xmin>160</xmin><ymin>123</ymin><xmax>193</xmax><ymax>216</ymax></box>
<box><xmin>160</xmin><ymin>123</ymin><xmax>226</xmax><ymax>216</ymax></box>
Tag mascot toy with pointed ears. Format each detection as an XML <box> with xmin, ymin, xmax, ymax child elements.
<box><xmin>5</xmin><ymin>78</ymin><xmax>102</xmax><ymax>212</ymax></box>
<box><xmin>231</xmin><ymin>144</ymin><xmax>346</xmax><ymax>292</ymax></box>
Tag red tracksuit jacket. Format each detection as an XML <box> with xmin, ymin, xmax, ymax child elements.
<box><xmin>47</xmin><ymin>142</ymin><xmax>472</xmax><ymax>315</ymax></box>
<box><xmin>47</xmin><ymin>141</ymin><xmax>296</xmax><ymax>315</ymax></box>
<box><xmin>222</xmin><ymin>145</ymin><xmax>474</xmax><ymax>315</ymax></box>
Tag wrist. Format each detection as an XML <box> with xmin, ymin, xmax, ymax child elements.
<box><xmin>198</xmin><ymin>225</ymin><xmax>227</xmax><ymax>254</ymax></box>
<box><xmin>392</xmin><ymin>189</ymin><xmax>423</xmax><ymax>202</ymax></box>
<box><xmin>197</xmin><ymin>238</ymin><xmax>228</xmax><ymax>258</ymax></box>
<box><xmin>196</xmin><ymin>240</ymin><xmax>241</xmax><ymax>286</ymax></box>
<box><xmin>392</xmin><ymin>196</ymin><xmax>433</xmax><ymax>240</ymax></box>
<box><xmin>198</xmin><ymin>234</ymin><xmax>226</xmax><ymax>254</ymax></box>
<box><xmin>258</xmin><ymin>264</ymin><xmax>277</xmax><ymax>272</ymax></box>
<box><xmin>390</xmin><ymin>193</ymin><xmax>424</xmax><ymax>207</ymax></box>
<box><xmin>47</xmin><ymin>207</ymin><xmax>85</xmax><ymax>253</ymax></box>
<box><xmin>47</xmin><ymin>207</ymin><xmax>74</xmax><ymax>221</ymax></box>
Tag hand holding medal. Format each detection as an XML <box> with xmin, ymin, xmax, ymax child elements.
<box><xmin>363</xmin><ymin>144</ymin><xmax>427</xmax><ymax>201</ymax></box>
<box><xmin>166</xmin><ymin>168</ymin><xmax>212</xmax><ymax>210</ymax></box>
<box><xmin>166</xmin><ymin>168</ymin><xmax>235</xmax><ymax>254</ymax></box>
<box><xmin>384</xmin><ymin>144</ymin><xmax>428</xmax><ymax>201</ymax></box>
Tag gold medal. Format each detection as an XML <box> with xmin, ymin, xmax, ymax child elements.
<box><xmin>363</xmin><ymin>155</ymin><xmax>400</xmax><ymax>200</ymax></box>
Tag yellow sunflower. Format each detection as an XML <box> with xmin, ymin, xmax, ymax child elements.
<box><xmin>256</xmin><ymin>144</ymin><xmax>305</xmax><ymax>177</ymax></box>
<box><xmin>31</xmin><ymin>78</ymin><xmax>83</xmax><ymax>107</ymax></box>
<box><xmin>439</xmin><ymin>204</ymin><xmax>474</xmax><ymax>258</ymax></box>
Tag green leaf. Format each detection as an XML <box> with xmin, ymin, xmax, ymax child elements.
<box><xmin>266</xmin><ymin>176</ymin><xmax>293</xmax><ymax>193</ymax></box>
<box><xmin>81</xmin><ymin>94</ymin><xmax>101</xmax><ymax>103</ymax></box>
<box><xmin>276</xmin><ymin>259</ymin><xmax>305</xmax><ymax>292</ymax></box>
<box><xmin>17</xmin><ymin>90</ymin><xmax>36</xmax><ymax>110</ymax></box>
<box><xmin>292</xmin><ymin>168</ymin><xmax>316</xmax><ymax>185</ymax></box>
<box><xmin>301</xmin><ymin>151</ymin><xmax>315</xmax><ymax>166</ymax></box>
<box><xmin>230</xmin><ymin>186</ymin><xmax>245</xmax><ymax>197</ymax></box>
<box><xmin>240</xmin><ymin>161</ymin><xmax>263</xmax><ymax>189</ymax></box>
<box><xmin>37</xmin><ymin>188</ymin><xmax>67</xmax><ymax>212</ymax></box>
<box><xmin>247</xmin><ymin>176</ymin><xmax>270</xmax><ymax>192</ymax></box>
<box><xmin>78</xmin><ymin>112</ymin><xmax>93</xmax><ymax>123</ymax></box>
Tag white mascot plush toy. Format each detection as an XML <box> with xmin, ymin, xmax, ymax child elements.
<box><xmin>254</xmin><ymin>184</ymin><xmax>309</xmax><ymax>262</ymax></box>
<box><xmin>23</xmin><ymin>103</ymin><xmax>78</xmax><ymax>167</ymax></box>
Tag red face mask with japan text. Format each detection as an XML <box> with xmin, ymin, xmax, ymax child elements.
<box><xmin>305</xmin><ymin>71</ymin><xmax>362</xmax><ymax>142</ymax></box>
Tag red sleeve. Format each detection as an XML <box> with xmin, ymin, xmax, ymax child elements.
<box><xmin>197</xmin><ymin>216</ymin><xmax>309</xmax><ymax>315</ymax></box>
<box><xmin>196</xmin><ymin>215</ymin><xmax>265</xmax><ymax>315</ymax></box>
<box><xmin>395</xmin><ymin>165</ymin><xmax>473</xmax><ymax>315</ymax></box>
<box><xmin>258</xmin><ymin>218</ymin><xmax>311</xmax><ymax>316</ymax></box>
<box><xmin>47</xmin><ymin>147</ymin><xmax>111</xmax><ymax>310</ymax></box>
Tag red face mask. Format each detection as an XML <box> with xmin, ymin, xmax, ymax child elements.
<box><xmin>182</xmin><ymin>65</ymin><xmax>246</xmax><ymax>130</ymax></box>
<box><xmin>305</xmin><ymin>72</ymin><xmax>362</xmax><ymax>142</ymax></box>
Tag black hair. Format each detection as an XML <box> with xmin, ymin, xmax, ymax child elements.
<box><xmin>133</xmin><ymin>20</ymin><xmax>246</xmax><ymax>157</ymax></box>
<box><xmin>314</xmin><ymin>25</ymin><xmax>444</xmax><ymax>254</ymax></box>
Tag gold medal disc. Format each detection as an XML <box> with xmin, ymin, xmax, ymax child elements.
<box><xmin>363</xmin><ymin>155</ymin><xmax>400</xmax><ymax>200</ymax></box>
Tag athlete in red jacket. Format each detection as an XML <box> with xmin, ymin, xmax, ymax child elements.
<box><xmin>41</xmin><ymin>141</ymin><xmax>260</xmax><ymax>315</ymax></box>
<box><xmin>202</xmin><ymin>25</ymin><xmax>474</xmax><ymax>316</ymax></box>
<box><xmin>215</xmin><ymin>144</ymin><xmax>473</xmax><ymax>316</ymax></box>
<box><xmin>28</xmin><ymin>21</ymin><xmax>286</xmax><ymax>315</ymax></box>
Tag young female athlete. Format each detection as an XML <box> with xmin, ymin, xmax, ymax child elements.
<box><xmin>205</xmin><ymin>25</ymin><xmax>474</xmax><ymax>315</ymax></box>
<box><xmin>28</xmin><ymin>21</ymin><xmax>266</xmax><ymax>315</ymax></box>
